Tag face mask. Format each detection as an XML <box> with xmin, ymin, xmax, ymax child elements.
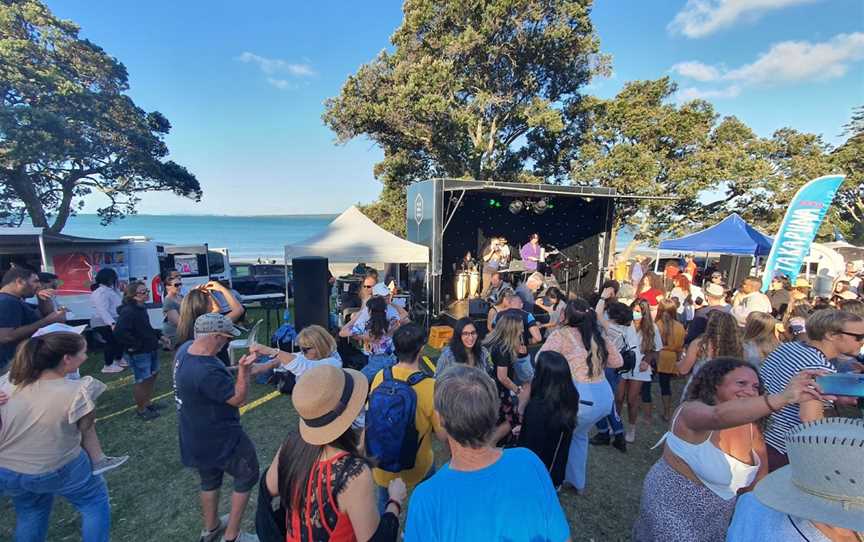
<box><xmin>633</xmin><ymin>311</ymin><xmax>643</xmax><ymax>321</ymax></box>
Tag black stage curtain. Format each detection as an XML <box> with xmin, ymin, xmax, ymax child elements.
<box><xmin>442</xmin><ymin>193</ymin><xmax>611</xmax><ymax>301</ymax></box>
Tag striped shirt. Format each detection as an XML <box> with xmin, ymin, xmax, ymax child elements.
<box><xmin>758</xmin><ymin>341</ymin><xmax>835</xmax><ymax>453</ymax></box>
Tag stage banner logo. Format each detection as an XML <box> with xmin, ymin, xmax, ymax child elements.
<box><xmin>761</xmin><ymin>174</ymin><xmax>845</xmax><ymax>292</ymax></box>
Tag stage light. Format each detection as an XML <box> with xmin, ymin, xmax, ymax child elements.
<box><xmin>508</xmin><ymin>200</ymin><xmax>524</xmax><ymax>214</ymax></box>
<box><xmin>534</xmin><ymin>198</ymin><xmax>548</xmax><ymax>215</ymax></box>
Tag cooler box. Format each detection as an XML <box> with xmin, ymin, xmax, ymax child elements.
<box><xmin>427</xmin><ymin>325</ymin><xmax>453</xmax><ymax>350</ymax></box>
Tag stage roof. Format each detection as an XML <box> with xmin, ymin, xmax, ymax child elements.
<box><xmin>284</xmin><ymin>206</ymin><xmax>429</xmax><ymax>264</ymax></box>
<box><xmin>657</xmin><ymin>213</ymin><xmax>774</xmax><ymax>256</ymax></box>
<box><xmin>436</xmin><ymin>178</ymin><xmax>675</xmax><ymax>201</ymax></box>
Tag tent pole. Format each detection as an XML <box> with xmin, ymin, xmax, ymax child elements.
<box><xmin>654</xmin><ymin>248</ymin><xmax>660</xmax><ymax>273</ymax></box>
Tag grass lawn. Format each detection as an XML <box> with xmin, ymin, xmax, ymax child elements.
<box><xmin>0</xmin><ymin>344</ymin><xmax>675</xmax><ymax>542</ymax></box>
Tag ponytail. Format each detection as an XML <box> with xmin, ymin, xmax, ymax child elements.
<box><xmin>564</xmin><ymin>299</ymin><xmax>609</xmax><ymax>378</ymax></box>
<box><xmin>9</xmin><ymin>332</ymin><xmax>86</xmax><ymax>387</ymax></box>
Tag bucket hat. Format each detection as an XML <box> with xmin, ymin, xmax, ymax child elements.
<box><xmin>293</xmin><ymin>365</ymin><xmax>368</xmax><ymax>445</ymax></box>
<box><xmin>705</xmin><ymin>283</ymin><xmax>725</xmax><ymax>298</ymax></box>
<box><xmin>754</xmin><ymin>418</ymin><xmax>864</xmax><ymax>532</ymax></box>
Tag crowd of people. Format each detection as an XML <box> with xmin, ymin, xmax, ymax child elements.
<box><xmin>0</xmin><ymin>257</ymin><xmax>863</xmax><ymax>541</ymax></box>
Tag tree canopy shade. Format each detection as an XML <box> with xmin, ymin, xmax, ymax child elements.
<box><xmin>0</xmin><ymin>0</ymin><xmax>201</xmax><ymax>233</ymax></box>
<box><xmin>323</xmin><ymin>0</ymin><xmax>609</xmax><ymax>234</ymax></box>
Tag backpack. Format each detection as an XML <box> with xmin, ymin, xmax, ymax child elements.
<box><xmin>365</xmin><ymin>367</ymin><xmax>428</xmax><ymax>473</ymax></box>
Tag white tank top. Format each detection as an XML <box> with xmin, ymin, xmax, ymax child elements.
<box><xmin>652</xmin><ymin>408</ymin><xmax>760</xmax><ymax>500</ymax></box>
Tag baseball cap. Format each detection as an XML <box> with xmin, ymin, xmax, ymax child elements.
<box><xmin>32</xmin><ymin>323</ymin><xmax>87</xmax><ymax>337</ymax></box>
<box><xmin>705</xmin><ymin>283</ymin><xmax>725</xmax><ymax>298</ymax></box>
<box><xmin>371</xmin><ymin>283</ymin><xmax>390</xmax><ymax>297</ymax></box>
<box><xmin>194</xmin><ymin>313</ymin><xmax>242</xmax><ymax>339</ymax></box>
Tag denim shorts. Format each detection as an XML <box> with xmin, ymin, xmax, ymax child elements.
<box><xmin>125</xmin><ymin>350</ymin><xmax>159</xmax><ymax>384</ymax></box>
<box><xmin>513</xmin><ymin>355</ymin><xmax>535</xmax><ymax>385</ymax></box>
<box><xmin>197</xmin><ymin>433</ymin><xmax>260</xmax><ymax>493</ymax></box>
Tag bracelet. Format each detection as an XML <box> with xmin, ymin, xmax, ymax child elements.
<box><xmin>764</xmin><ymin>394</ymin><xmax>780</xmax><ymax>413</ymax></box>
<box><xmin>386</xmin><ymin>499</ymin><xmax>402</xmax><ymax>515</ymax></box>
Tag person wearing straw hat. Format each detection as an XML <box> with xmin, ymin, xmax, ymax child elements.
<box><xmin>259</xmin><ymin>365</ymin><xmax>406</xmax><ymax>542</ymax></box>
<box><xmin>174</xmin><ymin>313</ymin><xmax>259</xmax><ymax>542</ymax></box>
<box><xmin>727</xmin><ymin>418</ymin><xmax>864</xmax><ymax>541</ymax></box>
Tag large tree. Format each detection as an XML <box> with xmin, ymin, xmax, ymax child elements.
<box><xmin>324</xmin><ymin>0</ymin><xmax>609</xmax><ymax>234</ymax></box>
<box><xmin>831</xmin><ymin>105</ymin><xmax>864</xmax><ymax>242</ymax></box>
<box><xmin>0</xmin><ymin>0</ymin><xmax>201</xmax><ymax>233</ymax></box>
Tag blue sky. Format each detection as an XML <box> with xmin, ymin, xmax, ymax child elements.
<box><xmin>46</xmin><ymin>0</ymin><xmax>863</xmax><ymax>216</ymax></box>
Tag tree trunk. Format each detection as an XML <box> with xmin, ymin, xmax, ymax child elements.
<box><xmin>47</xmin><ymin>181</ymin><xmax>75</xmax><ymax>234</ymax></box>
<box><xmin>8</xmin><ymin>169</ymin><xmax>48</xmax><ymax>228</ymax></box>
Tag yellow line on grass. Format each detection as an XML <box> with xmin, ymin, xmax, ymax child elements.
<box><xmin>240</xmin><ymin>390</ymin><xmax>282</xmax><ymax>415</ymax></box>
<box><xmin>96</xmin><ymin>391</ymin><xmax>175</xmax><ymax>422</ymax></box>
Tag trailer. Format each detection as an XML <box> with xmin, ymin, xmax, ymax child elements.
<box><xmin>0</xmin><ymin>227</ymin><xmax>231</xmax><ymax>328</ymax></box>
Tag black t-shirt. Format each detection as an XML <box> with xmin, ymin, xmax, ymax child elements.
<box><xmin>518</xmin><ymin>400</ymin><xmax>573</xmax><ymax>488</ymax></box>
<box><xmin>0</xmin><ymin>292</ymin><xmax>40</xmax><ymax>370</ymax></box>
<box><xmin>173</xmin><ymin>341</ymin><xmax>244</xmax><ymax>468</ymax></box>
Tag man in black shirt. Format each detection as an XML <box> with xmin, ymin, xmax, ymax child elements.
<box><xmin>173</xmin><ymin>313</ymin><xmax>259</xmax><ymax>542</ymax></box>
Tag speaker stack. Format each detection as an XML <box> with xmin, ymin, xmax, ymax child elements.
<box><xmin>291</xmin><ymin>256</ymin><xmax>330</xmax><ymax>331</ymax></box>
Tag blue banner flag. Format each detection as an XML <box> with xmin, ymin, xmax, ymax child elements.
<box><xmin>761</xmin><ymin>174</ymin><xmax>845</xmax><ymax>292</ymax></box>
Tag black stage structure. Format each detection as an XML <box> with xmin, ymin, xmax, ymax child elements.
<box><xmin>408</xmin><ymin>179</ymin><xmax>626</xmax><ymax>322</ymax></box>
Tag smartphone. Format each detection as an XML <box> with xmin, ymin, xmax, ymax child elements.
<box><xmin>816</xmin><ymin>373</ymin><xmax>864</xmax><ymax>397</ymax></box>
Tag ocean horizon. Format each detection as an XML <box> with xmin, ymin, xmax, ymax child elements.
<box><xmin>56</xmin><ymin>213</ymin><xmax>638</xmax><ymax>263</ymax></box>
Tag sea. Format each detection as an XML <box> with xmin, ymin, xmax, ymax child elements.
<box><xmin>62</xmin><ymin>214</ymin><xmax>336</xmax><ymax>262</ymax></box>
<box><xmin>61</xmin><ymin>213</ymin><xmax>638</xmax><ymax>263</ymax></box>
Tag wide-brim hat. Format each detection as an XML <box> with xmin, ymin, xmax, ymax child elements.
<box><xmin>293</xmin><ymin>366</ymin><xmax>368</xmax><ymax>445</ymax></box>
<box><xmin>32</xmin><ymin>323</ymin><xmax>87</xmax><ymax>337</ymax></box>
<box><xmin>754</xmin><ymin>418</ymin><xmax>864</xmax><ymax>532</ymax></box>
<box><xmin>705</xmin><ymin>283</ymin><xmax>725</xmax><ymax>297</ymax></box>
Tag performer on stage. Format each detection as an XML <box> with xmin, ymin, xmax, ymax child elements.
<box><xmin>520</xmin><ymin>233</ymin><xmax>542</xmax><ymax>273</ymax></box>
<box><xmin>481</xmin><ymin>237</ymin><xmax>506</xmax><ymax>297</ymax></box>
<box><xmin>457</xmin><ymin>251</ymin><xmax>477</xmax><ymax>272</ymax></box>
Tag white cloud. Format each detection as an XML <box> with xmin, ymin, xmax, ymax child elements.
<box><xmin>237</xmin><ymin>52</ymin><xmax>315</xmax><ymax>89</ymax></box>
<box><xmin>671</xmin><ymin>61</ymin><xmax>722</xmax><ymax>82</ymax></box>
<box><xmin>672</xmin><ymin>33</ymin><xmax>864</xmax><ymax>100</ymax></box>
<box><xmin>669</xmin><ymin>0</ymin><xmax>819</xmax><ymax>38</ymax></box>
<box><xmin>675</xmin><ymin>85</ymin><xmax>742</xmax><ymax>102</ymax></box>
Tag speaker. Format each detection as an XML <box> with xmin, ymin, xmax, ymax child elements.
<box><xmin>718</xmin><ymin>255</ymin><xmax>753</xmax><ymax>290</ymax></box>
<box><xmin>292</xmin><ymin>257</ymin><xmax>330</xmax><ymax>332</ymax></box>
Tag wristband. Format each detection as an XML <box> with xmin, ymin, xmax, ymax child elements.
<box><xmin>386</xmin><ymin>498</ymin><xmax>402</xmax><ymax>515</ymax></box>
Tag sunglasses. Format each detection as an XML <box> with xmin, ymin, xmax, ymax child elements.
<box><xmin>169</xmin><ymin>282</ymin><xmax>182</xmax><ymax>287</ymax></box>
<box><xmin>362</xmin><ymin>284</ymin><xmax>374</xmax><ymax>289</ymax></box>
<box><xmin>839</xmin><ymin>331</ymin><xmax>864</xmax><ymax>341</ymax></box>
<box><xmin>300</xmin><ymin>346</ymin><xmax>314</xmax><ymax>354</ymax></box>
<box><xmin>136</xmin><ymin>290</ymin><xmax>149</xmax><ymax>295</ymax></box>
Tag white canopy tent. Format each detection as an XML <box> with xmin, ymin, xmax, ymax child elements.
<box><xmin>284</xmin><ymin>206</ymin><xmax>429</xmax><ymax>264</ymax></box>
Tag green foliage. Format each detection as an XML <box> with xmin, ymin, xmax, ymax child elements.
<box><xmin>831</xmin><ymin>106</ymin><xmax>864</xmax><ymax>243</ymax></box>
<box><xmin>0</xmin><ymin>0</ymin><xmax>201</xmax><ymax>232</ymax></box>
<box><xmin>323</xmin><ymin>0</ymin><xmax>608</xmax><ymax>232</ymax></box>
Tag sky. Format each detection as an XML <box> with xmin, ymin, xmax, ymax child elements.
<box><xmin>45</xmin><ymin>0</ymin><xmax>864</xmax><ymax>216</ymax></box>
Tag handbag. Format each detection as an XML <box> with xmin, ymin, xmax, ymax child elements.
<box><xmin>615</xmin><ymin>331</ymin><xmax>636</xmax><ymax>375</ymax></box>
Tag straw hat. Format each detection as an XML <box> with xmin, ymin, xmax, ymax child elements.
<box><xmin>292</xmin><ymin>365</ymin><xmax>368</xmax><ymax>445</ymax></box>
<box><xmin>754</xmin><ymin>418</ymin><xmax>864</xmax><ymax>532</ymax></box>
<box><xmin>794</xmin><ymin>277</ymin><xmax>811</xmax><ymax>289</ymax></box>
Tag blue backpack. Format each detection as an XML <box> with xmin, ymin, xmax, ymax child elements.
<box><xmin>365</xmin><ymin>367</ymin><xmax>428</xmax><ymax>473</ymax></box>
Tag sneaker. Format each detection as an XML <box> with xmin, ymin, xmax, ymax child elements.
<box><xmin>92</xmin><ymin>455</ymin><xmax>129</xmax><ymax>475</ymax></box>
<box><xmin>625</xmin><ymin>426</ymin><xmax>636</xmax><ymax>443</ymax></box>
<box><xmin>101</xmin><ymin>364</ymin><xmax>124</xmax><ymax>374</ymax></box>
<box><xmin>117</xmin><ymin>359</ymin><xmax>129</xmax><ymax>368</ymax></box>
<box><xmin>136</xmin><ymin>408</ymin><xmax>160</xmax><ymax>421</ymax></box>
<box><xmin>589</xmin><ymin>432</ymin><xmax>611</xmax><ymax>446</ymax></box>
<box><xmin>221</xmin><ymin>533</ymin><xmax>259</xmax><ymax>542</ymax></box>
<box><xmin>612</xmin><ymin>433</ymin><xmax>628</xmax><ymax>453</ymax></box>
<box><xmin>200</xmin><ymin>514</ymin><xmax>229</xmax><ymax>542</ymax></box>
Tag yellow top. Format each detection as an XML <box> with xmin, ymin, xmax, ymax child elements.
<box><xmin>370</xmin><ymin>365</ymin><xmax>441</xmax><ymax>488</ymax></box>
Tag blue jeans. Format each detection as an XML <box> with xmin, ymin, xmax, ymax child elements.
<box><xmin>567</xmin><ymin>380</ymin><xmax>613</xmax><ymax>490</ymax></box>
<box><xmin>125</xmin><ymin>350</ymin><xmax>159</xmax><ymax>384</ymax></box>
<box><xmin>0</xmin><ymin>451</ymin><xmax>110</xmax><ymax>542</ymax></box>
<box><xmin>595</xmin><ymin>368</ymin><xmax>624</xmax><ymax>436</ymax></box>
<box><xmin>375</xmin><ymin>464</ymin><xmax>437</xmax><ymax>514</ymax></box>
<box><xmin>512</xmin><ymin>355</ymin><xmax>535</xmax><ymax>385</ymax></box>
<box><xmin>361</xmin><ymin>353</ymin><xmax>397</xmax><ymax>383</ymax></box>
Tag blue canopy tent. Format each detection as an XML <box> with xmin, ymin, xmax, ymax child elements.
<box><xmin>657</xmin><ymin>213</ymin><xmax>773</xmax><ymax>256</ymax></box>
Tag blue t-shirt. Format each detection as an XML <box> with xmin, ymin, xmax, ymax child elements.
<box><xmin>405</xmin><ymin>447</ymin><xmax>570</xmax><ymax>542</ymax></box>
<box><xmin>0</xmin><ymin>293</ymin><xmax>41</xmax><ymax>370</ymax></box>
<box><xmin>726</xmin><ymin>493</ymin><xmax>830</xmax><ymax>542</ymax></box>
<box><xmin>173</xmin><ymin>341</ymin><xmax>244</xmax><ymax>469</ymax></box>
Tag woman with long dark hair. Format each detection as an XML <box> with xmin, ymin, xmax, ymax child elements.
<box><xmin>114</xmin><ymin>281</ymin><xmax>162</xmax><ymax>420</ymax></box>
<box><xmin>89</xmin><ymin>267</ymin><xmax>126</xmax><ymax>374</ymax></box>
<box><xmin>632</xmin><ymin>358</ymin><xmax>825</xmax><ymax>542</ymax></box>
<box><xmin>258</xmin><ymin>365</ymin><xmax>404</xmax><ymax>541</ymax></box>
<box><xmin>538</xmin><ymin>298</ymin><xmax>623</xmax><ymax>493</ymax></box>
<box><xmin>517</xmin><ymin>351</ymin><xmax>580</xmax><ymax>489</ymax></box>
<box><xmin>340</xmin><ymin>296</ymin><xmax>398</xmax><ymax>382</ymax></box>
<box><xmin>0</xmin><ymin>332</ymin><xmax>112</xmax><ymax>541</ymax></box>
<box><xmin>435</xmin><ymin>317</ymin><xmax>492</xmax><ymax>377</ymax></box>
<box><xmin>537</xmin><ymin>286</ymin><xmax>566</xmax><ymax>332</ymax></box>
<box><xmin>626</xmin><ymin>298</ymin><xmax>662</xmax><ymax>437</ymax></box>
